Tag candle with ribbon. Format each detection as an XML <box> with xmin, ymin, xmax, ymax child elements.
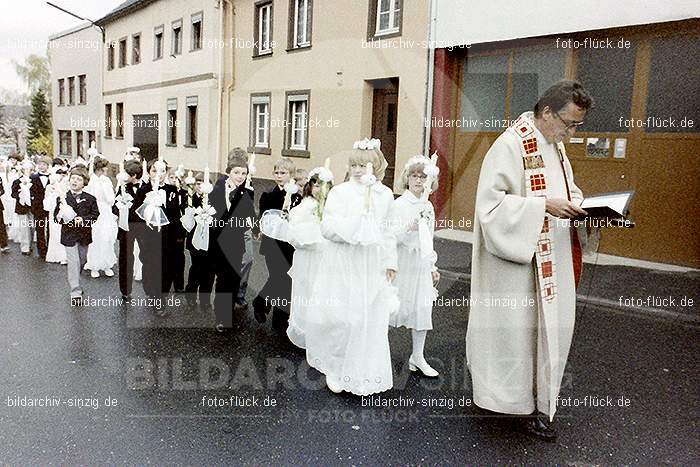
<box><xmin>115</xmin><ymin>160</ymin><xmax>133</xmax><ymax>231</ymax></box>
<box><xmin>421</xmin><ymin>152</ymin><xmax>439</xmax><ymax>203</ymax></box>
<box><xmin>245</xmin><ymin>151</ymin><xmax>256</xmax><ymax>189</ymax></box>
<box><xmin>361</xmin><ymin>162</ymin><xmax>375</xmax><ymax>213</ymax></box>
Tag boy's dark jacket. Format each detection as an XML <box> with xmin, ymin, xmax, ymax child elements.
<box><xmin>53</xmin><ymin>191</ymin><xmax>99</xmax><ymax>247</ymax></box>
<box><xmin>208</xmin><ymin>176</ymin><xmax>256</xmax><ymax>261</ymax></box>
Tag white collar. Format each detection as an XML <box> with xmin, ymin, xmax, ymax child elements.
<box><xmin>402</xmin><ymin>189</ymin><xmax>424</xmax><ymax>204</ymax></box>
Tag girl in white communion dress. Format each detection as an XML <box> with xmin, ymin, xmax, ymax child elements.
<box><xmin>84</xmin><ymin>156</ymin><xmax>118</xmax><ymax>278</ymax></box>
<box><xmin>304</xmin><ymin>139</ymin><xmax>399</xmax><ymax>396</ymax></box>
<box><xmin>387</xmin><ymin>156</ymin><xmax>441</xmax><ymax>378</ymax></box>
<box><xmin>286</xmin><ymin>167</ymin><xmax>333</xmax><ymax>349</ymax></box>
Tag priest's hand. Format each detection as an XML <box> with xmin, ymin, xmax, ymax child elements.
<box><xmin>432</xmin><ymin>270</ymin><xmax>440</xmax><ymax>283</ymax></box>
<box><xmin>386</xmin><ymin>269</ymin><xmax>396</xmax><ymax>282</ymax></box>
<box><xmin>545</xmin><ymin>198</ymin><xmax>587</xmax><ymax>219</ymax></box>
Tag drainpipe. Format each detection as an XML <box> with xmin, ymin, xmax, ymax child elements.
<box><xmin>215</xmin><ymin>0</ymin><xmax>228</xmax><ymax>172</ymax></box>
<box><xmin>422</xmin><ymin>0</ymin><xmax>438</xmax><ymax>157</ymax></box>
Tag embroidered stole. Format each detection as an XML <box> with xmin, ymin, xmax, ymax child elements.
<box><xmin>508</xmin><ymin>114</ymin><xmax>561</xmax><ymax>419</ymax></box>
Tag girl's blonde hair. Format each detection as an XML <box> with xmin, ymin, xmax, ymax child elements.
<box><xmin>347</xmin><ymin>148</ymin><xmax>388</xmax><ymax>181</ymax></box>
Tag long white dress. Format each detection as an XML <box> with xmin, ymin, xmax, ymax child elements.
<box><xmin>84</xmin><ymin>174</ymin><xmax>118</xmax><ymax>272</ymax></box>
<box><xmin>42</xmin><ymin>182</ymin><xmax>67</xmax><ymax>264</ymax></box>
<box><xmin>2</xmin><ymin>168</ymin><xmax>21</xmax><ymax>242</ymax></box>
<box><xmin>286</xmin><ymin>197</ymin><xmax>326</xmax><ymax>349</ymax></box>
<box><xmin>466</xmin><ymin>112</ymin><xmax>583</xmax><ymax>419</ymax></box>
<box><xmin>387</xmin><ymin>191</ymin><xmax>438</xmax><ymax>331</ymax></box>
<box><xmin>304</xmin><ymin>179</ymin><xmax>399</xmax><ymax>396</ymax></box>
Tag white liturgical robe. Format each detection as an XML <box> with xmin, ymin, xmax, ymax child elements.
<box><xmin>466</xmin><ymin>112</ymin><xmax>583</xmax><ymax>419</ymax></box>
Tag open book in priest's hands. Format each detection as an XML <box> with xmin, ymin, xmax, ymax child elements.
<box><xmin>575</xmin><ymin>190</ymin><xmax>635</xmax><ymax>228</ymax></box>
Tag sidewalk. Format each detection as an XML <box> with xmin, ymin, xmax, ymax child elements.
<box><xmin>433</xmin><ymin>234</ymin><xmax>700</xmax><ymax>325</ymax></box>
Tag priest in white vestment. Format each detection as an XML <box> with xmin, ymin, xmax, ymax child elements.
<box><xmin>466</xmin><ymin>80</ymin><xmax>593</xmax><ymax>441</ymax></box>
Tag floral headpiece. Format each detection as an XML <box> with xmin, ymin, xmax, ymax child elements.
<box><xmin>352</xmin><ymin>138</ymin><xmax>381</xmax><ymax>151</ymax></box>
<box><xmin>404</xmin><ymin>154</ymin><xmax>439</xmax><ymax>178</ymax></box>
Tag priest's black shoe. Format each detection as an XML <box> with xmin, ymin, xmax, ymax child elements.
<box><xmin>252</xmin><ymin>295</ymin><xmax>269</xmax><ymax>323</ymax></box>
<box><xmin>524</xmin><ymin>412</ymin><xmax>557</xmax><ymax>442</ymax></box>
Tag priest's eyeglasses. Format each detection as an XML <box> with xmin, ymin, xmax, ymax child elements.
<box><xmin>555</xmin><ymin>111</ymin><xmax>585</xmax><ymax>130</ymax></box>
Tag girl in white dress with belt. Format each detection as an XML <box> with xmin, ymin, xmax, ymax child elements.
<box><xmin>84</xmin><ymin>156</ymin><xmax>118</xmax><ymax>277</ymax></box>
<box><xmin>387</xmin><ymin>156</ymin><xmax>441</xmax><ymax>377</ymax></box>
<box><xmin>43</xmin><ymin>168</ymin><xmax>68</xmax><ymax>264</ymax></box>
<box><xmin>286</xmin><ymin>166</ymin><xmax>333</xmax><ymax>349</ymax></box>
<box><xmin>304</xmin><ymin>139</ymin><xmax>399</xmax><ymax>396</ymax></box>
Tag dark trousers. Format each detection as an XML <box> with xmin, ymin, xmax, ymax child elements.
<box><xmin>185</xmin><ymin>247</ymin><xmax>214</xmax><ymax>302</ymax></box>
<box><xmin>117</xmin><ymin>228</ymin><xmax>136</xmax><ymax>297</ymax></box>
<box><xmin>34</xmin><ymin>211</ymin><xmax>49</xmax><ymax>258</ymax></box>
<box><xmin>163</xmin><ymin>236</ymin><xmax>186</xmax><ymax>293</ymax></box>
<box><xmin>259</xmin><ymin>246</ymin><xmax>294</xmax><ymax>314</ymax></box>
<box><xmin>138</xmin><ymin>227</ymin><xmax>164</xmax><ymax>298</ymax></box>
<box><xmin>0</xmin><ymin>210</ymin><xmax>7</xmax><ymax>248</ymax></box>
<box><xmin>213</xmin><ymin>252</ymin><xmax>242</xmax><ymax>329</ymax></box>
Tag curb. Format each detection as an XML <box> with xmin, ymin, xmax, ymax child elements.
<box><xmin>436</xmin><ymin>270</ymin><xmax>699</xmax><ymax>327</ymax></box>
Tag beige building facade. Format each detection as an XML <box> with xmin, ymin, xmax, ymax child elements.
<box><xmin>223</xmin><ymin>0</ymin><xmax>431</xmax><ymax>190</ymax></box>
<box><xmin>49</xmin><ymin>23</ymin><xmax>103</xmax><ymax>159</ymax></box>
<box><xmin>96</xmin><ymin>0</ymin><xmax>224</xmax><ymax>170</ymax></box>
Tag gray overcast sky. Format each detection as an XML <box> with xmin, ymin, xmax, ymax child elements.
<box><xmin>0</xmin><ymin>0</ymin><xmax>122</xmax><ymax>94</ymax></box>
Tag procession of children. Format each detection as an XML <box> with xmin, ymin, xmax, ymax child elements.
<box><xmin>0</xmin><ymin>139</ymin><xmax>442</xmax><ymax>396</ymax></box>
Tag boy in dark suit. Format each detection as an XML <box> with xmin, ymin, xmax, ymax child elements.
<box><xmin>30</xmin><ymin>156</ymin><xmax>53</xmax><ymax>259</ymax></box>
<box><xmin>0</xmin><ymin>174</ymin><xmax>8</xmax><ymax>253</ymax></box>
<box><xmin>209</xmin><ymin>149</ymin><xmax>256</xmax><ymax>332</ymax></box>
<box><xmin>184</xmin><ymin>174</ymin><xmax>215</xmax><ymax>308</ymax></box>
<box><xmin>252</xmin><ymin>158</ymin><xmax>301</xmax><ymax>330</ymax></box>
<box><xmin>166</xmin><ymin>168</ymin><xmax>188</xmax><ymax>294</ymax></box>
<box><xmin>135</xmin><ymin>159</ymin><xmax>182</xmax><ymax>312</ymax></box>
<box><xmin>112</xmin><ymin>159</ymin><xmax>143</xmax><ymax>300</ymax></box>
<box><xmin>54</xmin><ymin>166</ymin><xmax>99</xmax><ymax>306</ymax></box>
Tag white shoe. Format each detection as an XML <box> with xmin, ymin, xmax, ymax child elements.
<box><xmin>409</xmin><ymin>355</ymin><xmax>439</xmax><ymax>378</ymax></box>
<box><xmin>326</xmin><ymin>375</ymin><xmax>343</xmax><ymax>394</ymax></box>
<box><xmin>90</xmin><ymin>270</ymin><xmax>100</xmax><ymax>278</ymax></box>
<box><xmin>134</xmin><ymin>274</ymin><xmax>142</xmax><ymax>281</ymax></box>
<box><xmin>104</xmin><ymin>269</ymin><xmax>114</xmax><ymax>277</ymax></box>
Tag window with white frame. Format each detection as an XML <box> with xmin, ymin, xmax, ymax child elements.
<box><xmin>292</xmin><ymin>0</ymin><xmax>311</xmax><ymax>48</ymax></box>
<box><xmin>370</xmin><ymin>0</ymin><xmax>402</xmax><ymax>38</ymax></box>
<box><xmin>172</xmin><ymin>19</ymin><xmax>183</xmax><ymax>55</ymax></box>
<box><xmin>58</xmin><ymin>79</ymin><xmax>64</xmax><ymax>105</ymax></box>
<box><xmin>250</xmin><ymin>94</ymin><xmax>270</xmax><ymax>149</ymax></box>
<box><xmin>186</xmin><ymin>96</ymin><xmax>198</xmax><ymax>147</ymax></box>
<box><xmin>255</xmin><ymin>2</ymin><xmax>273</xmax><ymax>55</ymax></box>
<box><xmin>154</xmin><ymin>25</ymin><xmax>164</xmax><ymax>60</ymax></box>
<box><xmin>191</xmin><ymin>12</ymin><xmax>203</xmax><ymax>51</ymax></box>
<box><xmin>78</xmin><ymin>75</ymin><xmax>86</xmax><ymax>104</ymax></box>
<box><xmin>285</xmin><ymin>91</ymin><xmax>309</xmax><ymax>153</ymax></box>
<box><xmin>68</xmin><ymin>76</ymin><xmax>75</xmax><ymax>105</ymax></box>
<box><xmin>167</xmin><ymin>98</ymin><xmax>177</xmax><ymax>145</ymax></box>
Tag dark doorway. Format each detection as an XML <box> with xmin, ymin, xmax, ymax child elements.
<box><xmin>132</xmin><ymin>113</ymin><xmax>159</xmax><ymax>162</ymax></box>
<box><xmin>370</xmin><ymin>78</ymin><xmax>399</xmax><ymax>187</ymax></box>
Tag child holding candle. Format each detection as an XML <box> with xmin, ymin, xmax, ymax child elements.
<box><xmin>84</xmin><ymin>156</ymin><xmax>118</xmax><ymax>278</ymax></box>
<box><xmin>304</xmin><ymin>139</ymin><xmax>399</xmax><ymax>395</ymax></box>
<box><xmin>54</xmin><ymin>166</ymin><xmax>99</xmax><ymax>306</ymax></box>
<box><xmin>11</xmin><ymin>159</ymin><xmax>34</xmax><ymax>255</ymax></box>
<box><xmin>135</xmin><ymin>158</ymin><xmax>181</xmax><ymax>311</ymax></box>
<box><xmin>42</xmin><ymin>167</ymin><xmax>68</xmax><ymax>264</ymax></box>
<box><xmin>183</xmin><ymin>172</ymin><xmax>214</xmax><ymax>309</ymax></box>
<box><xmin>252</xmin><ymin>157</ymin><xmax>301</xmax><ymax>330</ymax></box>
<box><xmin>113</xmin><ymin>159</ymin><xmax>143</xmax><ymax>299</ymax></box>
<box><xmin>209</xmin><ymin>149</ymin><xmax>256</xmax><ymax>332</ymax></box>
<box><xmin>286</xmin><ymin>165</ymin><xmax>333</xmax><ymax>348</ymax></box>
<box><xmin>387</xmin><ymin>155</ymin><xmax>441</xmax><ymax>378</ymax></box>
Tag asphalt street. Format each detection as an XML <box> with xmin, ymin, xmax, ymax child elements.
<box><xmin>0</xmin><ymin>241</ymin><xmax>698</xmax><ymax>465</ymax></box>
